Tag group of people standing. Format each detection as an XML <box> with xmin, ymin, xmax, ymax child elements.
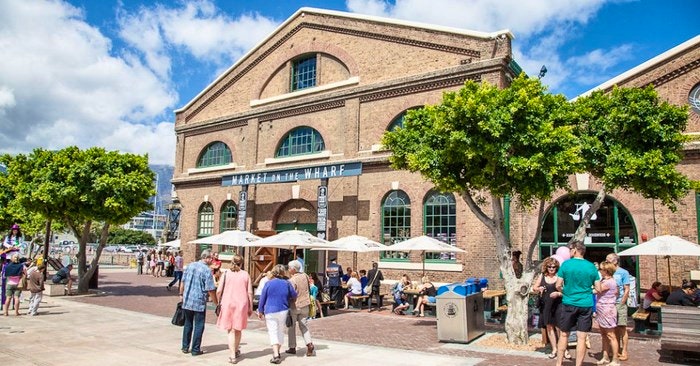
<box><xmin>178</xmin><ymin>250</ymin><xmax>316</xmax><ymax>365</ymax></box>
<box><xmin>534</xmin><ymin>241</ymin><xmax>631</xmax><ymax>366</ymax></box>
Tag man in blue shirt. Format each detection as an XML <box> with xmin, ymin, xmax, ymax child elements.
<box><xmin>606</xmin><ymin>252</ymin><xmax>630</xmax><ymax>361</ymax></box>
<box><xmin>325</xmin><ymin>257</ymin><xmax>343</xmax><ymax>308</ymax></box>
<box><xmin>179</xmin><ymin>250</ymin><xmax>217</xmax><ymax>356</ymax></box>
<box><xmin>555</xmin><ymin>241</ymin><xmax>598</xmax><ymax>366</ymax></box>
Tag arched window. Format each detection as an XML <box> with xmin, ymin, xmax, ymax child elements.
<box><xmin>388</xmin><ymin>107</ymin><xmax>422</xmax><ymax>131</ymax></box>
<box><xmin>381</xmin><ymin>190</ymin><xmax>411</xmax><ymax>260</ymax></box>
<box><xmin>275</xmin><ymin>127</ymin><xmax>325</xmax><ymax>158</ymax></box>
<box><xmin>197</xmin><ymin>202</ymin><xmax>214</xmax><ymax>238</ymax></box>
<box><xmin>291</xmin><ymin>55</ymin><xmax>317</xmax><ymax>91</ymax></box>
<box><xmin>424</xmin><ymin>191</ymin><xmax>457</xmax><ymax>260</ymax></box>
<box><xmin>197</xmin><ymin>142</ymin><xmax>232</xmax><ymax>168</ymax></box>
<box><xmin>220</xmin><ymin>200</ymin><xmax>238</xmax><ymax>232</ymax></box>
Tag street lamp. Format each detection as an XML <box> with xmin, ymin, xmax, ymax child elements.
<box><xmin>538</xmin><ymin>65</ymin><xmax>548</xmax><ymax>79</ymax></box>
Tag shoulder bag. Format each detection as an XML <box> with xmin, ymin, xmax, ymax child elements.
<box><xmin>171</xmin><ymin>302</ymin><xmax>185</xmax><ymax>326</ymax></box>
<box><xmin>364</xmin><ymin>271</ymin><xmax>379</xmax><ymax>295</ymax></box>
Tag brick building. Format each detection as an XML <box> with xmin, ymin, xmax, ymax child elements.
<box><xmin>172</xmin><ymin>7</ymin><xmax>700</xmax><ymax>290</ymax></box>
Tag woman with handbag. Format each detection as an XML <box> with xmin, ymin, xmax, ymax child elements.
<box><xmin>216</xmin><ymin>255</ymin><xmax>253</xmax><ymax>364</ymax></box>
<box><xmin>257</xmin><ymin>264</ymin><xmax>297</xmax><ymax>364</ymax></box>
<box><xmin>534</xmin><ymin>256</ymin><xmax>567</xmax><ymax>359</ymax></box>
<box><xmin>3</xmin><ymin>253</ymin><xmax>26</xmax><ymax>316</ymax></box>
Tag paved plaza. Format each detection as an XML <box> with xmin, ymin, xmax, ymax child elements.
<box><xmin>0</xmin><ymin>267</ymin><xmax>684</xmax><ymax>365</ymax></box>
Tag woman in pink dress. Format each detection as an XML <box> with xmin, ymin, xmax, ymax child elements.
<box><xmin>594</xmin><ymin>261</ymin><xmax>619</xmax><ymax>366</ymax></box>
<box><xmin>216</xmin><ymin>254</ymin><xmax>253</xmax><ymax>364</ymax></box>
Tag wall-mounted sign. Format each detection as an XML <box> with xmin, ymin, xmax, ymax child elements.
<box><xmin>222</xmin><ymin>162</ymin><xmax>362</xmax><ymax>186</ymax></box>
<box><xmin>237</xmin><ymin>188</ymin><xmax>248</xmax><ymax>231</ymax></box>
<box><xmin>317</xmin><ymin>184</ymin><xmax>328</xmax><ymax>239</ymax></box>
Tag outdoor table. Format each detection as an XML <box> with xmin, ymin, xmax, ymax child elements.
<box><xmin>647</xmin><ymin>301</ymin><xmax>666</xmax><ymax>333</ymax></box>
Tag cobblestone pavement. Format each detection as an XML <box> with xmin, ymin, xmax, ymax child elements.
<box><xmin>65</xmin><ymin>268</ymin><xmax>683</xmax><ymax>366</ymax></box>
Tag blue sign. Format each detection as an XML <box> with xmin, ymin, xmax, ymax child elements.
<box><xmin>222</xmin><ymin>162</ymin><xmax>362</xmax><ymax>186</ymax></box>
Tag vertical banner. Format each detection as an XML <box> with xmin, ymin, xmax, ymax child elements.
<box><xmin>237</xmin><ymin>185</ymin><xmax>248</xmax><ymax>231</ymax></box>
<box><xmin>317</xmin><ymin>180</ymin><xmax>328</xmax><ymax>240</ymax></box>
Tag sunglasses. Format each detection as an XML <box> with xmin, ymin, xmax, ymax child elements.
<box><xmin>547</xmin><ymin>265</ymin><xmax>557</xmax><ymax>269</ymax></box>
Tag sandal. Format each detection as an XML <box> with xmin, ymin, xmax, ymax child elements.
<box><xmin>618</xmin><ymin>354</ymin><xmax>628</xmax><ymax>361</ymax></box>
<box><xmin>547</xmin><ymin>352</ymin><xmax>557</xmax><ymax>359</ymax></box>
<box><xmin>596</xmin><ymin>358</ymin><xmax>611</xmax><ymax>365</ymax></box>
<box><xmin>564</xmin><ymin>350</ymin><xmax>572</xmax><ymax>360</ymax></box>
<box><xmin>270</xmin><ymin>355</ymin><xmax>281</xmax><ymax>364</ymax></box>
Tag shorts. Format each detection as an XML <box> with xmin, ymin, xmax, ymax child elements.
<box><xmin>558</xmin><ymin>304</ymin><xmax>593</xmax><ymax>332</ymax></box>
<box><xmin>615</xmin><ymin>302</ymin><xmax>628</xmax><ymax>326</ymax></box>
<box><xmin>5</xmin><ymin>283</ymin><xmax>22</xmax><ymax>297</ymax></box>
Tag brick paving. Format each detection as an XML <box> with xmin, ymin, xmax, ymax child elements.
<box><xmin>67</xmin><ymin>268</ymin><xmax>684</xmax><ymax>366</ymax></box>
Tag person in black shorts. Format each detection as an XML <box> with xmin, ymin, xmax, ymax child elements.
<box><xmin>554</xmin><ymin>241</ymin><xmax>598</xmax><ymax>366</ymax></box>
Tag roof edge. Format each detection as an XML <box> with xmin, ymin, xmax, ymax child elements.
<box><xmin>174</xmin><ymin>7</ymin><xmax>512</xmax><ymax>113</ymax></box>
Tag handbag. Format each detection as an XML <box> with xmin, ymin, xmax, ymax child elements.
<box><xmin>286</xmin><ymin>311</ymin><xmax>293</xmax><ymax>327</ymax></box>
<box><xmin>215</xmin><ymin>271</ymin><xmax>226</xmax><ymax>317</ymax></box>
<box><xmin>364</xmin><ymin>270</ymin><xmax>380</xmax><ymax>295</ymax></box>
<box><xmin>172</xmin><ymin>302</ymin><xmax>185</xmax><ymax>326</ymax></box>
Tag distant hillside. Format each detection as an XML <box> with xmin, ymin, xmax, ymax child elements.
<box><xmin>150</xmin><ymin>164</ymin><xmax>174</xmax><ymax>214</ymax></box>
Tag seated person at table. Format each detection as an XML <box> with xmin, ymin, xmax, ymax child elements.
<box><xmin>413</xmin><ymin>276</ymin><xmax>437</xmax><ymax>317</ymax></box>
<box><xmin>359</xmin><ymin>270</ymin><xmax>368</xmax><ymax>292</ymax></box>
<box><xmin>343</xmin><ymin>272</ymin><xmax>363</xmax><ymax>310</ymax></box>
<box><xmin>642</xmin><ymin>281</ymin><xmax>663</xmax><ymax>310</ymax></box>
<box><xmin>341</xmin><ymin>267</ymin><xmax>353</xmax><ymax>284</ymax></box>
<box><xmin>392</xmin><ymin>274</ymin><xmax>412</xmax><ymax>315</ymax></box>
<box><xmin>666</xmin><ymin>279</ymin><xmax>698</xmax><ymax>306</ymax></box>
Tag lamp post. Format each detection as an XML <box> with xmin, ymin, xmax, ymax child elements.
<box><xmin>538</xmin><ymin>65</ymin><xmax>547</xmax><ymax>79</ymax></box>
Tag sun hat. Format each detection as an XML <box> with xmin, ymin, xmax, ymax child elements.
<box><xmin>11</xmin><ymin>224</ymin><xmax>19</xmax><ymax>230</ymax></box>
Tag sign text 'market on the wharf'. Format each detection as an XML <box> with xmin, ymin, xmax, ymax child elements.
<box><xmin>222</xmin><ymin>162</ymin><xmax>362</xmax><ymax>186</ymax></box>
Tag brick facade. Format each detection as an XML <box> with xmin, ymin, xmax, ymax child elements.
<box><xmin>172</xmin><ymin>9</ymin><xmax>700</xmax><ymax>291</ymax></box>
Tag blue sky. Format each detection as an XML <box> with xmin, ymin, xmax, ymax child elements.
<box><xmin>0</xmin><ymin>0</ymin><xmax>698</xmax><ymax>166</ymax></box>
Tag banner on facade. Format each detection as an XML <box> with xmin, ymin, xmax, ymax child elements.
<box><xmin>222</xmin><ymin>162</ymin><xmax>362</xmax><ymax>186</ymax></box>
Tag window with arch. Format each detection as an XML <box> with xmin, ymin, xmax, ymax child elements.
<box><xmin>291</xmin><ymin>55</ymin><xmax>317</xmax><ymax>91</ymax></box>
<box><xmin>381</xmin><ymin>190</ymin><xmax>411</xmax><ymax>260</ymax></box>
<box><xmin>197</xmin><ymin>202</ymin><xmax>214</xmax><ymax>239</ymax></box>
<box><xmin>276</xmin><ymin>127</ymin><xmax>325</xmax><ymax>158</ymax></box>
<box><xmin>690</xmin><ymin>83</ymin><xmax>700</xmax><ymax>115</ymax></box>
<box><xmin>424</xmin><ymin>191</ymin><xmax>457</xmax><ymax>261</ymax></box>
<box><xmin>220</xmin><ymin>200</ymin><xmax>238</xmax><ymax>232</ymax></box>
<box><xmin>197</xmin><ymin>142</ymin><xmax>232</xmax><ymax>168</ymax></box>
<box><xmin>388</xmin><ymin>107</ymin><xmax>422</xmax><ymax>131</ymax></box>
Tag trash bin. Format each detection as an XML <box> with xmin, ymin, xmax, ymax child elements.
<box><xmin>88</xmin><ymin>265</ymin><xmax>99</xmax><ymax>290</ymax></box>
<box><xmin>436</xmin><ymin>283</ymin><xmax>485</xmax><ymax>343</ymax></box>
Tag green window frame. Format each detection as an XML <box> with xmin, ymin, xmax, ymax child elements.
<box><xmin>197</xmin><ymin>202</ymin><xmax>214</xmax><ymax>241</ymax></box>
<box><xmin>197</xmin><ymin>141</ymin><xmax>232</xmax><ymax>168</ymax></box>
<box><xmin>381</xmin><ymin>190</ymin><xmax>411</xmax><ymax>260</ymax></box>
<box><xmin>220</xmin><ymin>200</ymin><xmax>238</xmax><ymax>232</ymax></box>
<box><xmin>291</xmin><ymin>55</ymin><xmax>316</xmax><ymax>91</ymax></box>
<box><xmin>275</xmin><ymin>127</ymin><xmax>325</xmax><ymax>158</ymax></box>
<box><xmin>423</xmin><ymin>191</ymin><xmax>457</xmax><ymax>261</ymax></box>
<box><xmin>387</xmin><ymin>107</ymin><xmax>423</xmax><ymax>131</ymax></box>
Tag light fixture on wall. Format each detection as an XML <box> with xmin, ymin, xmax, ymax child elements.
<box><xmin>538</xmin><ymin>65</ymin><xmax>547</xmax><ymax>79</ymax></box>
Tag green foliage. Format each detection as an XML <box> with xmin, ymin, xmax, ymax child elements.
<box><xmin>574</xmin><ymin>86</ymin><xmax>692</xmax><ymax>209</ymax></box>
<box><xmin>383</xmin><ymin>74</ymin><xmax>583</xmax><ymax>206</ymax></box>
<box><xmin>108</xmin><ymin>227</ymin><xmax>156</xmax><ymax>245</ymax></box>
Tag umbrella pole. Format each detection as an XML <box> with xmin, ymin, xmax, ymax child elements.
<box><xmin>422</xmin><ymin>251</ymin><xmax>425</xmax><ymax>276</ymax></box>
<box><xmin>353</xmin><ymin>252</ymin><xmax>357</xmax><ymax>273</ymax></box>
<box><xmin>666</xmin><ymin>255</ymin><xmax>672</xmax><ymax>291</ymax></box>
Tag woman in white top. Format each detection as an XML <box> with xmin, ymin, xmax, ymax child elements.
<box><xmin>342</xmin><ymin>272</ymin><xmax>362</xmax><ymax>309</ymax></box>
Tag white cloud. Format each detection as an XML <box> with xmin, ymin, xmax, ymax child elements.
<box><xmin>118</xmin><ymin>0</ymin><xmax>278</xmax><ymax>72</ymax></box>
<box><xmin>0</xmin><ymin>0</ymin><xmax>176</xmax><ymax>164</ymax></box>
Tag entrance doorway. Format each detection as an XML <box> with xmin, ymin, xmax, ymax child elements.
<box><xmin>539</xmin><ymin>192</ymin><xmax>639</xmax><ymax>276</ymax></box>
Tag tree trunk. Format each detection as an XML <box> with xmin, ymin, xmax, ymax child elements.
<box><xmin>504</xmin><ymin>267</ymin><xmax>536</xmax><ymax>344</ymax></box>
<box><xmin>42</xmin><ymin>219</ymin><xmax>51</xmax><ymax>281</ymax></box>
<box><xmin>570</xmin><ymin>187</ymin><xmax>606</xmax><ymax>244</ymax></box>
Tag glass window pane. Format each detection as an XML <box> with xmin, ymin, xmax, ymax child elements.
<box><xmin>220</xmin><ymin>201</ymin><xmax>238</xmax><ymax>232</ymax></box>
<box><xmin>291</xmin><ymin>56</ymin><xmax>316</xmax><ymax>91</ymax></box>
<box><xmin>381</xmin><ymin>190</ymin><xmax>411</xmax><ymax>260</ymax></box>
<box><xmin>276</xmin><ymin>127</ymin><xmax>325</xmax><ymax>157</ymax></box>
<box><xmin>198</xmin><ymin>203</ymin><xmax>214</xmax><ymax>237</ymax></box>
<box><xmin>424</xmin><ymin>191</ymin><xmax>457</xmax><ymax>260</ymax></box>
<box><xmin>197</xmin><ymin>142</ymin><xmax>232</xmax><ymax>168</ymax></box>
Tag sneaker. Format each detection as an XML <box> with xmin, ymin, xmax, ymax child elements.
<box><xmin>284</xmin><ymin>348</ymin><xmax>296</xmax><ymax>354</ymax></box>
<box><xmin>306</xmin><ymin>343</ymin><xmax>315</xmax><ymax>357</ymax></box>
<box><xmin>167</xmin><ymin>285</ymin><xmax>172</xmax><ymax>291</ymax></box>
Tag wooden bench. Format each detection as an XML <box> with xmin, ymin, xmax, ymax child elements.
<box><xmin>631</xmin><ymin>309</ymin><xmax>650</xmax><ymax>333</ymax></box>
<box><xmin>424</xmin><ymin>302</ymin><xmax>437</xmax><ymax>317</ymax></box>
<box><xmin>660</xmin><ymin>305</ymin><xmax>700</xmax><ymax>363</ymax></box>
<box><xmin>348</xmin><ymin>295</ymin><xmax>369</xmax><ymax>309</ymax></box>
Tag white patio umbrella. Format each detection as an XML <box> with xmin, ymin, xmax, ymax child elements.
<box><xmin>618</xmin><ymin>235</ymin><xmax>700</xmax><ymax>287</ymax></box>
<box><xmin>311</xmin><ymin>235</ymin><xmax>388</xmax><ymax>269</ymax></box>
<box><xmin>253</xmin><ymin>230</ymin><xmax>334</xmax><ymax>250</ymax></box>
<box><xmin>188</xmin><ymin>230</ymin><xmax>261</xmax><ymax>248</ymax></box>
<box><xmin>161</xmin><ymin>239</ymin><xmax>181</xmax><ymax>248</ymax></box>
<box><xmin>390</xmin><ymin>235</ymin><xmax>466</xmax><ymax>275</ymax></box>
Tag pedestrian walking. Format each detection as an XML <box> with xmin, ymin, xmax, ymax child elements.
<box><xmin>136</xmin><ymin>249</ymin><xmax>144</xmax><ymax>275</ymax></box>
<box><xmin>554</xmin><ymin>240</ymin><xmax>598</xmax><ymax>366</ymax></box>
<box><xmin>216</xmin><ymin>254</ymin><xmax>253</xmax><ymax>364</ymax></box>
<box><xmin>27</xmin><ymin>263</ymin><xmax>45</xmax><ymax>315</ymax></box>
<box><xmin>167</xmin><ymin>250</ymin><xmax>184</xmax><ymax>291</ymax></box>
<box><xmin>325</xmin><ymin>256</ymin><xmax>343</xmax><ymax>308</ymax></box>
<box><xmin>285</xmin><ymin>260</ymin><xmax>315</xmax><ymax>357</ymax></box>
<box><xmin>366</xmin><ymin>261</ymin><xmax>384</xmax><ymax>312</ymax></box>
<box><xmin>257</xmin><ymin>264</ymin><xmax>297</xmax><ymax>364</ymax></box>
<box><xmin>179</xmin><ymin>250</ymin><xmax>217</xmax><ymax>356</ymax></box>
<box><xmin>606</xmin><ymin>253</ymin><xmax>630</xmax><ymax>362</ymax></box>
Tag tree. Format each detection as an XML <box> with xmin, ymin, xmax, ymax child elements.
<box><xmin>2</xmin><ymin>147</ymin><xmax>154</xmax><ymax>293</ymax></box>
<box><xmin>108</xmin><ymin>227</ymin><xmax>156</xmax><ymax>245</ymax></box>
<box><xmin>382</xmin><ymin>75</ymin><xmax>693</xmax><ymax>344</ymax></box>
<box><xmin>383</xmin><ymin>75</ymin><xmax>582</xmax><ymax>344</ymax></box>
<box><xmin>568</xmin><ymin>86</ymin><xmax>693</xmax><ymax>240</ymax></box>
